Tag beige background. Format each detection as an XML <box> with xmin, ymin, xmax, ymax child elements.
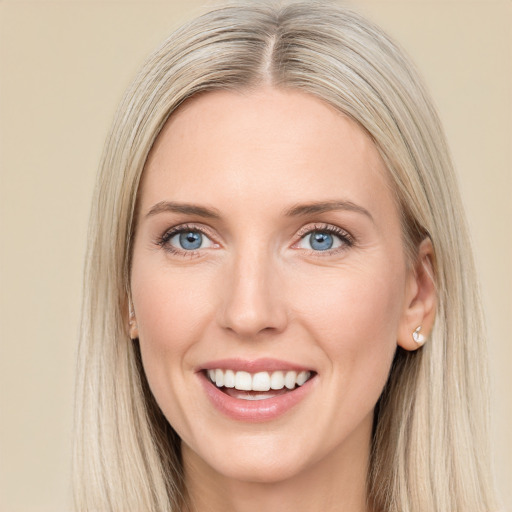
<box><xmin>0</xmin><ymin>0</ymin><xmax>510</xmax><ymax>511</ymax></box>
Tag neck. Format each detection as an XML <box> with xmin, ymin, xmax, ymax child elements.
<box><xmin>182</xmin><ymin>415</ymin><xmax>372</xmax><ymax>512</ymax></box>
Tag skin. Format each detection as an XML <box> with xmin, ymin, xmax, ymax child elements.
<box><xmin>130</xmin><ymin>87</ymin><xmax>436</xmax><ymax>512</ymax></box>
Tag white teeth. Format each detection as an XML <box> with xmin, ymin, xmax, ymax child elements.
<box><xmin>223</xmin><ymin>369</ymin><xmax>235</xmax><ymax>388</ymax></box>
<box><xmin>206</xmin><ymin>369</ymin><xmax>312</xmax><ymax>391</ymax></box>
<box><xmin>284</xmin><ymin>371</ymin><xmax>296</xmax><ymax>390</ymax></box>
<box><xmin>239</xmin><ymin>393</ymin><xmax>273</xmax><ymax>401</ymax></box>
<box><xmin>215</xmin><ymin>369</ymin><xmax>224</xmax><ymax>387</ymax></box>
<box><xmin>235</xmin><ymin>371</ymin><xmax>252</xmax><ymax>391</ymax></box>
<box><xmin>252</xmin><ymin>372</ymin><xmax>271</xmax><ymax>391</ymax></box>
<box><xmin>270</xmin><ymin>371</ymin><xmax>285</xmax><ymax>390</ymax></box>
<box><xmin>297</xmin><ymin>370</ymin><xmax>309</xmax><ymax>386</ymax></box>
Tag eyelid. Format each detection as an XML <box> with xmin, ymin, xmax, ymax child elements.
<box><xmin>154</xmin><ymin>221</ymin><xmax>354</xmax><ymax>257</ymax></box>
<box><xmin>293</xmin><ymin>223</ymin><xmax>355</xmax><ymax>252</ymax></box>
<box><xmin>295</xmin><ymin>222</ymin><xmax>352</xmax><ymax>239</ymax></box>
<box><xmin>156</xmin><ymin>223</ymin><xmax>221</xmax><ymax>255</ymax></box>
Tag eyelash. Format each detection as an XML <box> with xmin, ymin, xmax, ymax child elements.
<box><xmin>156</xmin><ymin>223</ymin><xmax>217</xmax><ymax>257</ymax></box>
<box><xmin>295</xmin><ymin>223</ymin><xmax>355</xmax><ymax>254</ymax></box>
<box><xmin>155</xmin><ymin>222</ymin><xmax>355</xmax><ymax>257</ymax></box>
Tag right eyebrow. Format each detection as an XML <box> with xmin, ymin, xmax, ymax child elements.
<box><xmin>284</xmin><ymin>200</ymin><xmax>374</xmax><ymax>223</ymax></box>
<box><xmin>145</xmin><ymin>201</ymin><xmax>221</xmax><ymax>219</ymax></box>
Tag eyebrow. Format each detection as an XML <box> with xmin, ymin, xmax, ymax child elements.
<box><xmin>145</xmin><ymin>201</ymin><xmax>221</xmax><ymax>219</ymax></box>
<box><xmin>284</xmin><ymin>200</ymin><xmax>374</xmax><ymax>222</ymax></box>
<box><xmin>145</xmin><ymin>199</ymin><xmax>373</xmax><ymax>222</ymax></box>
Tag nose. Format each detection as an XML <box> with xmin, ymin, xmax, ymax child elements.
<box><xmin>217</xmin><ymin>248</ymin><xmax>288</xmax><ymax>338</ymax></box>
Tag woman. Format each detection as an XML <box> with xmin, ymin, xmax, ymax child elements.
<box><xmin>73</xmin><ymin>2</ymin><xmax>499</xmax><ymax>511</ymax></box>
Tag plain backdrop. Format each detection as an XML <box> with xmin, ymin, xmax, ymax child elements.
<box><xmin>0</xmin><ymin>1</ymin><xmax>510</xmax><ymax>511</ymax></box>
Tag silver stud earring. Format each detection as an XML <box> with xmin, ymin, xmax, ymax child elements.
<box><xmin>412</xmin><ymin>325</ymin><xmax>426</xmax><ymax>345</ymax></box>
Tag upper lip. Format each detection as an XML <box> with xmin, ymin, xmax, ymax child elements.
<box><xmin>198</xmin><ymin>358</ymin><xmax>315</xmax><ymax>373</ymax></box>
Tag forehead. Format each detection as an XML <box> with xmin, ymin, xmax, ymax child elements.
<box><xmin>140</xmin><ymin>87</ymin><xmax>396</xmax><ymax>221</ymax></box>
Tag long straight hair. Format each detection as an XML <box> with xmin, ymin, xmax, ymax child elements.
<box><xmin>73</xmin><ymin>2</ymin><xmax>499</xmax><ymax>511</ymax></box>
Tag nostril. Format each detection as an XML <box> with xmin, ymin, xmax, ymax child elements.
<box><xmin>216</xmin><ymin>264</ymin><xmax>288</xmax><ymax>336</ymax></box>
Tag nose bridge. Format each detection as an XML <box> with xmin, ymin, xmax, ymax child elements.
<box><xmin>219</xmin><ymin>239</ymin><xmax>287</xmax><ymax>337</ymax></box>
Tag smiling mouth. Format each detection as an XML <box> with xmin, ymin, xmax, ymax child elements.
<box><xmin>205</xmin><ymin>369</ymin><xmax>315</xmax><ymax>401</ymax></box>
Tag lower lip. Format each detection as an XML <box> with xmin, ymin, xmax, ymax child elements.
<box><xmin>198</xmin><ymin>372</ymin><xmax>316</xmax><ymax>422</ymax></box>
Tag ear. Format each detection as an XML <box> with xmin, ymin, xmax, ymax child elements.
<box><xmin>128</xmin><ymin>299</ymin><xmax>139</xmax><ymax>340</ymax></box>
<box><xmin>397</xmin><ymin>238</ymin><xmax>436</xmax><ymax>351</ymax></box>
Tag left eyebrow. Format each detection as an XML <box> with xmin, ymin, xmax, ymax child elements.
<box><xmin>145</xmin><ymin>201</ymin><xmax>221</xmax><ymax>219</ymax></box>
<box><xmin>284</xmin><ymin>200</ymin><xmax>374</xmax><ymax>223</ymax></box>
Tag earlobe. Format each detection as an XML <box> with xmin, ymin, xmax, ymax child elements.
<box><xmin>397</xmin><ymin>238</ymin><xmax>436</xmax><ymax>351</ymax></box>
<box><xmin>128</xmin><ymin>300</ymin><xmax>139</xmax><ymax>340</ymax></box>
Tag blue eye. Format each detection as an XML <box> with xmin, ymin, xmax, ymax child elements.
<box><xmin>296</xmin><ymin>227</ymin><xmax>351</xmax><ymax>252</ymax></box>
<box><xmin>180</xmin><ymin>231</ymin><xmax>202</xmax><ymax>250</ymax></box>
<box><xmin>310</xmin><ymin>232</ymin><xmax>334</xmax><ymax>250</ymax></box>
<box><xmin>167</xmin><ymin>229</ymin><xmax>215</xmax><ymax>251</ymax></box>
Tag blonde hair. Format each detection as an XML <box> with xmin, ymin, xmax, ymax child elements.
<box><xmin>73</xmin><ymin>2</ymin><xmax>498</xmax><ymax>511</ymax></box>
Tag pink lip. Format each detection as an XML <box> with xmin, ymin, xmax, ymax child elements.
<box><xmin>198</xmin><ymin>357</ymin><xmax>314</xmax><ymax>373</ymax></box>
<box><xmin>197</xmin><ymin>366</ymin><xmax>317</xmax><ymax>423</ymax></box>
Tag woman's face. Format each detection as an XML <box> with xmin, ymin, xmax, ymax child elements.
<box><xmin>131</xmin><ymin>88</ymin><xmax>420</xmax><ymax>484</ymax></box>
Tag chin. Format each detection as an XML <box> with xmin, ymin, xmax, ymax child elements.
<box><xmin>212</xmin><ymin>456</ymin><xmax>308</xmax><ymax>485</ymax></box>
<box><xmin>183</xmin><ymin>434</ymin><xmax>315</xmax><ymax>485</ymax></box>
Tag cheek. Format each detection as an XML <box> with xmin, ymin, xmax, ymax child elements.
<box><xmin>132</xmin><ymin>259</ymin><xmax>213</xmax><ymax>352</ymax></box>
<box><xmin>291</xmin><ymin>263</ymin><xmax>405</xmax><ymax>397</ymax></box>
<box><xmin>295</xmin><ymin>262</ymin><xmax>405</xmax><ymax>339</ymax></box>
<box><xmin>130</xmin><ymin>258</ymin><xmax>216</xmax><ymax>409</ymax></box>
